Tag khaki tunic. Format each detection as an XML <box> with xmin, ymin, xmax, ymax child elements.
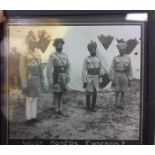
<box><xmin>19</xmin><ymin>49</ymin><xmax>42</xmax><ymax>97</ymax></box>
<box><xmin>82</xmin><ymin>56</ymin><xmax>102</xmax><ymax>92</ymax></box>
<box><xmin>46</xmin><ymin>52</ymin><xmax>70</xmax><ymax>93</ymax></box>
<box><xmin>109</xmin><ymin>54</ymin><xmax>133</xmax><ymax>92</ymax></box>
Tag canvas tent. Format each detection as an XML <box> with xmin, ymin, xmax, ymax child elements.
<box><xmin>9</xmin><ymin>25</ymin><xmax>141</xmax><ymax>91</ymax></box>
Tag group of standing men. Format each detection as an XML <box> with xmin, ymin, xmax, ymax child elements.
<box><xmin>19</xmin><ymin>34</ymin><xmax>133</xmax><ymax>124</ymax></box>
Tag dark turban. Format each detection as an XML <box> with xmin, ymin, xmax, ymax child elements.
<box><xmin>87</xmin><ymin>41</ymin><xmax>97</xmax><ymax>51</ymax></box>
<box><xmin>53</xmin><ymin>38</ymin><xmax>65</xmax><ymax>46</ymax></box>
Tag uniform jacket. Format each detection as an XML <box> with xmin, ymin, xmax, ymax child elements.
<box><xmin>109</xmin><ymin>54</ymin><xmax>133</xmax><ymax>81</ymax></box>
<box><xmin>19</xmin><ymin>49</ymin><xmax>42</xmax><ymax>87</ymax></box>
<box><xmin>46</xmin><ymin>52</ymin><xmax>71</xmax><ymax>87</ymax></box>
<box><xmin>19</xmin><ymin>49</ymin><xmax>42</xmax><ymax>97</ymax></box>
<box><xmin>82</xmin><ymin>55</ymin><xmax>103</xmax><ymax>92</ymax></box>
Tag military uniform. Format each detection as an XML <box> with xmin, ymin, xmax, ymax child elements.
<box><xmin>46</xmin><ymin>52</ymin><xmax>70</xmax><ymax>93</ymax></box>
<box><xmin>82</xmin><ymin>55</ymin><xmax>102</xmax><ymax>92</ymax></box>
<box><xmin>20</xmin><ymin>49</ymin><xmax>42</xmax><ymax>121</ymax></box>
<box><xmin>82</xmin><ymin>50</ymin><xmax>103</xmax><ymax>111</ymax></box>
<box><xmin>110</xmin><ymin>54</ymin><xmax>133</xmax><ymax>92</ymax></box>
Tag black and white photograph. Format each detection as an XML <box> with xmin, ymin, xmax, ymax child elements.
<box><xmin>5</xmin><ymin>18</ymin><xmax>145</xmax><ymax>144</ymax></box>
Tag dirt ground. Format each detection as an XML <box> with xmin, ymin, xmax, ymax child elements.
<box><xmin>9</xmin><ymin>79</ymin><xmax>140</xmax><ymax>140</ymax></box>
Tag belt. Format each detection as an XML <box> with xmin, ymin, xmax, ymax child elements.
<box><xmin>87</xmin><ymin>68</ymin><xmax>100</xmax><ymax>75</ymax></box>
<box><xmin>27</xmin><ymin>66</ymin><xmax>40</xmax><ymax>77</ymax></box>
<box><xmin>27</xmin><ymin>75</ymin><xmax>40</xmax><ymax>80</ymax></box>
<box><xmin>54</xmin><ymin>66</ymin><xmax>67</xmax><ymax>73</ymax></box>
<box><xmin>115</xmin><ymin>70</ymin><xmax>126</xmax><ymax>73</ymax></box>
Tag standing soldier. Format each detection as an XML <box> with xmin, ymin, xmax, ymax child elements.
<box><xmin>46</xmin><ymin>38</ymin><xmax>70</xmax><ymax>117</ymax></box>
<box><xmin>82</xmin><ymin>41</ymin><xmax>103</xmax><ymax>112</ymax></box>
<box><xmin>9</xmin><ymin>47</ymin><xmax>21</xmax><ymax>90</ymax></box>
<box><xmin>20</xmin><ymin>31</ymin><xmax>42</xmax><ymax>124</ymax></box>
<box><xmin>110</xmin><ymin>41</ymin><xmax>133</xmax><ymax>109</ymax></box>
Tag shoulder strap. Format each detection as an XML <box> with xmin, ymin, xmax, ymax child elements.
<box><xmin>29</xmin><ymin>51</ymin><xmax>40</xmax><ymax>66</ymax></box>
<box><xmin>29</xmin><ymin>51</ymin><xmax>43</xmax><ymax>78</ymax></box>
<box><xmin>55</xmin><ymin>52</ymin><xmax>66</xmax><ymax>67</ymax></box>
<box><xmin>89</xmin><ymin>56</ymin><xmax>97</xmax><ymax>68</ymax></box>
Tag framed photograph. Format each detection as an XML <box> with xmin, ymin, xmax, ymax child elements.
<box><xmin>0</xmin><ymin>11</ymin><xmax>154</xmax><ymax>145</ymax></box>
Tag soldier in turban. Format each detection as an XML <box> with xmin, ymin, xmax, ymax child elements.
<box><xmin>110</xmin><ymin>41</ymin><xmax>133</xmax><ymax>109</ymax></box>
<box><xmin>46</xmin><ymin>38</ymin><xmax>70</xmax><ymax>117</ymax></box>
<box><xmin>20</xmin><ymin>31</ymin><xmax>42</xmax><ymax>124</ymax></box>
<box><xmin>82</xmin><ymin>41</ymin><xmax>103</xmax><ymax>112</ymax></box>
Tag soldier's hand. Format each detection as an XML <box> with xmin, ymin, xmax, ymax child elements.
<box><xmin>111</xmin><ymin>80</ymin><xmax>116</xmax><ymax>87</ymax></box>
<box><xmin>22</xmin><ymin>84</ymin><xmax>28</xmax><ymax>95</ymax></box>
<box><xmin>49</xmin><ymin>82</ymin><xmax>53</xmax><ymax>87</ymax></box>
<box><xmin>83</xmin><ymin>83</ymin><xmax>87</xmax><ymax>89</ymax></box>
<box><xmin>99</xmin><ymin>82</ymin><xmax>103</xmax><ymax>89</ymax></box>
<box><xmin>67</xmin><ymin>76</ymin><xmax>70</xmax><ymax>83</ymax></box>
<box><xmin>0</xmin><ymin>11</ymin><xmax>6</xmax><ymax>23</ymax></box>
<box><xmin>44</xmin><ymin>81</ymin><xmax>49</xmax><ymax>88</ymax></box>
<box><xmin>128</xmin><ymin>80</ymin><xmax>132</xmax><ymax>87</ymax></box>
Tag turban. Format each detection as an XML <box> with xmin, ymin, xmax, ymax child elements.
<box><xmin>25</xmin><ymin>31</ymin><xmax>37</xmax><ymax>45</ymax></box>
<box><xmin>53</xmin><ymin>38</ymin><xmax>65</xmax><ymax>46</ymax></box>
<box><xmin>116</xmin><ymin>42</ymin><xmax>127</xmax><ymax>50</ymax></box>
<box><xmin>87</xmin><ymin>41</ymin><xmax>97</xmax><ymax>51</ymax></box>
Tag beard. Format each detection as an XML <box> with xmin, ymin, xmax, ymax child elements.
<box><xmin>90</xmin><ymin>53</ymin><xmax>96</xmax><ymax>57</ymax></box>
<box><xmin>56</xmin><ymin>48</ymin><xmax>62</xmax><ymax>53</ymax></box>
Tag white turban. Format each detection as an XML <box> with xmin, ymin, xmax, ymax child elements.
<box><xmin>116</xmin><ymin>42</ymin><xmax>127</xmax><ymax>50</ymax></box>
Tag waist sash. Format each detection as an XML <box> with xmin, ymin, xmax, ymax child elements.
<box><xmin>87</xmin><ymin>68</ymin><xmax>100</xmax><ymax>75</ymax></box>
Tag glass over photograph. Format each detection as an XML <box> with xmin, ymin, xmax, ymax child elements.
<box><xmin>5</xmin><ymin>18</ymin><xmax>144</xmax><ymax>144</ymax></box>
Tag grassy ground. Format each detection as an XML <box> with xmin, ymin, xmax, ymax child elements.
<box><xmin>9</xmin><ymin>79</ymin><xmax>140</xmax><ymax>140</ymax></box>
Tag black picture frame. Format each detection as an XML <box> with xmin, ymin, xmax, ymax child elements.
<box><xmin>0</xmin><ymin>10</ymin><xmax>154</xmax><ymax>145</ymax></box>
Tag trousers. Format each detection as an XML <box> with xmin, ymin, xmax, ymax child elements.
<box><xmin>26</xmin><ymin>97</ymin><xmax>38</xmax><ymax>120</ymax></box>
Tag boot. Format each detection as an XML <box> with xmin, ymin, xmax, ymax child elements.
<box><xmin>119</xmin><ymin>92</ymin><xmax>125</xmax><ymax>110</ymax></box>
<box><xmin>91</xmin><ymin>92</ymin><xmax>97</xmax><ymax>112</ymax></box>
<box><xmin>86</xmin><ymin>93</ymin><xmax>91</xmax><ymax>110</ymax></box>
<box><xmin>115</xmin><ymin>92</ymin><xmax>120</xmax><ymax>108</ymax></box>
<box><xmin>57</xmin><ymin>111</ymin><xmax>69</xmax><ymax>117</ymax></box>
